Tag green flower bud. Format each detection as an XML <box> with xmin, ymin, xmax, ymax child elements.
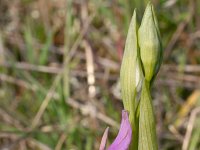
<box><xmin>120</xmin><ymin>10</ymin><xmax>143</xmax><ymax>116</ymax></box>
<box><xmin>138</xmin><ymin>3</ymin><xmax>162</xmax><ymax>82</ymax></box>
<box><xmin>120</xmin><ymin>10</ymin><xmax>143</xmax><ymax>149</ymax></box>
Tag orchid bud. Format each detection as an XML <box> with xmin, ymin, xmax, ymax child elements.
<box><xmin>120</xmin><ymin>10</ymin><xmax>143</xmax><ymax>117</ymax></box>
<box><xmin>120</xmin><ymin>10</ymin><xmax>143</xmax><ymax>150</ymax></box>
<box><xmin>138</xmin><ymin>3</ymin><xmax>162</xmax><ymax>82</ymax></box>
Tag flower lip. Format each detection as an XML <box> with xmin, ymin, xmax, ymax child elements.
<box><xmin>99</xmin><ymin>110</ymin><xmax>132</xmax><ymax>150</ymax></box>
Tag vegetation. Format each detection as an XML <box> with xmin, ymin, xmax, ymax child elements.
<box><xmin>0</xmin><ymin>0</ymin><xmax>200</xmax><ymax>150</ymax></box>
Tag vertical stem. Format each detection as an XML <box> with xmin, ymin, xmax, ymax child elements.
<box><xmin>63</xmin><ymin>0</ymin><xmax>72</xmax><ymax>99</ymax></box>
<box><xmin>129</xmin><ymin>100</ymin><xmax>139</xmax><ymax>150</ymax></box>
<box><xmin>139</xmin><ymin>80</ymin><xmax>158</xmax><ymax>150</ymax></box>
<box><xmin>0</xmin><ymin>33</ymin><xmax>5</xmax><ymax>66</ymax></box>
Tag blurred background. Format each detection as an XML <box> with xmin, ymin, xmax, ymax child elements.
<box><xmin>0</xmin><ymin>0</ymin><xmax>200</xmax><ymax>149</ymax></box>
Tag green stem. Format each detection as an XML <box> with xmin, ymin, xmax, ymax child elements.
<box><xmin>138</xmin><ymin>80</ymin><xmax>158</xmax><ymax>150</ymax></box>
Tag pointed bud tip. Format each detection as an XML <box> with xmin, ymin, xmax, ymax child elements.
<box><xmin>140</xmin><ymin>2</ymin><xmax>154</xmax><ymax>27</ymax></box>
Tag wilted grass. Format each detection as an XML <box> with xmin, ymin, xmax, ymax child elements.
<box><xmin>0</xmin><ymin>0</ymin><xmax>200</xmax><ymax>150</ymax></box>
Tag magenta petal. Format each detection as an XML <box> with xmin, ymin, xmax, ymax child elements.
<box><xmin>108</xmin><ymin>110</ymin><xmax>132</xmax><ymax>150</ymax></box>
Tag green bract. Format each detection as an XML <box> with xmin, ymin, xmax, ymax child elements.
<box><xmin>139</xmin><ymin>3</ymin><xmax>162</xmax><ymax>82</ymax></box>
<box><xmin>120</xmin><ymin>10</ymin><xmax>143</xmax><ymax>149</ymax></box>
<box><xmin>120</xmin><ymin>10</ymin><xmax>142</xmax><ymax>121</ymax></box>
<box><xmin>120</xmin><ymin>2</ymin><xmax>162</xmax><ymax>150</ymax></box>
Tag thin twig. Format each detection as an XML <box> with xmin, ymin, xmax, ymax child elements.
<box><xmin>163</xmin><ymin>64</ymin><xmax>200</xmax><ymax>73</ymax></box>
<box><xmin>66</xmin><ymin>98</ymin><xmax>119</xmax><ymax>128</ymax></box>
<box><xmin>0</xmin><ymin>107</ymin><xmax>24</xmax><ymax>130</ymax></box>
<box><xmin>83</xmin><ymin>40</ymin><xmax>96</xmax><ymax>98</ymax></box>
<box><xmin>0</xmin><ymin>73</ymin><xmax>36</xmax><ymax>91</ymax></box>
<box><xmin>182</xmin><ymin>107</ymin><xmax>200</xmax><ymax>150</ymax></box>
<box><xmin>55</xmin><ymin>133</ymin><xmax>67</xmax><ymax>150</ymax></box>
<box><xmin>0</xmin><ymin>62</ymin><xmax>61</xmax><ymax>74</ymax></box>
<box><xmin>31</xmin><ymin>73</ymin><xmax>62</xmax><ymax>129</ymax></box>
<box><xmin>0</xmin><ymin>33</ymin><xmax>5</xmax><ymax>63</ymax></box>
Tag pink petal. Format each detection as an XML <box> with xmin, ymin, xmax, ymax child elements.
<box><xmin>108</xmin><ymin>110</ymin><xmax>132</xmax><ymax>150</ymax></box>
<box><xmin>99</xmin><ymin>110</ymin><xmax>132</xmax><ymax>150</ymax></box>
<box><xmin>99</xmin><ymin>127</ymin><xmax>109</xmax><ymax>150</ymax></box>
